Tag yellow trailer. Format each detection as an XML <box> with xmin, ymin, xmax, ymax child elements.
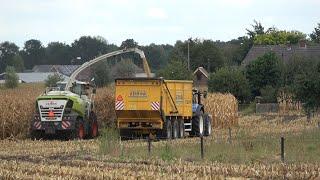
<box><xmin>115</xmin><ymin>78</ymin><xmax>212</xmax><ymax>139</ymax></box>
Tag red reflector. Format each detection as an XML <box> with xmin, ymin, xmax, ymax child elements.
<box><xmin>117</xmin><ymin>95</ymin><xmax>123</xmax><ymax>101</ymax></box>
<box><xmin>48</xmin><ymin>110</ymin><xmax>54</xmax><ymax>117</ymax></box>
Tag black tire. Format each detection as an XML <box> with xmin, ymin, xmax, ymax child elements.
<box><xmin>204</xmin><ymin>114</ymin><xmax>212</xmax><ymax>136</ymax></box>
<box><xmin>70</xmin><ymin>118</ymin><xmax>85</xmax><ymax>140</ymax></box>
<box><xmin>161</xmin><ymin>119</ymin><xmax>172</xmax><ymax>139</ymax></box>
<box><xmin>89</xmin><ymin>112</ymin><xmax>99</xmax><ymax>138</ymax></box>
<box><xmin>191</xmin><ymin>111</ymin><xmax>204</xmax><ymax>137</ymax></box>
<box><xmin>119</xmin><ymin>129</ymin><xmax>134</xmax><ymax>140</ymax></box>
<box><xmin>178</xmin><ymin>118</ymin><xmax>185</xmax><ymax>138</ymax></box>
<box><xmin>30</xmin><ymin>130</ymin><xmax>42</xmax><ymax>140</ymax></box>
<box><xmin>172</xmin><ymin>119</ymin><xmax>179</xmax><ymax>139</ymax></box>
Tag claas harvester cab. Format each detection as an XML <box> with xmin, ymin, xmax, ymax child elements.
<box><xmin>30</xmin><ymin>81</ymin><xmax>98</xmax><ymax>139</ymax></box>
<box><xmin>115</xmin><ymin>78</ymin><xmax>212</xmax><ymax>139</ymax></box>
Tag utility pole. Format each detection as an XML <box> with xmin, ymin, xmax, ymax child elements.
<box><xmin>187</xmin><ymin>39</ymin><xmax>190</xmax><ymax>71</ymax></box>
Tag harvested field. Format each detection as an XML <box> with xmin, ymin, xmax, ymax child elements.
<box><xmin>0</xmin><ymin>115</ymin><xmax>320</xmax><ymax>179</ymax></box>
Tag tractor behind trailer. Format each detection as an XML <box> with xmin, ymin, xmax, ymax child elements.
<box><xmin>115</xmin><ymin>78</ymin><xmax>212</xmax><ymax>139</ymax></box>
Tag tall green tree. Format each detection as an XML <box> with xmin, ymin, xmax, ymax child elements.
<box><xmin>246</xmin><ymin>20</ymin><xmax>266</xmax><ymax>39</ymax></box>
<box><xmin>208</xmin><ymin>67</ymin><xmax>250</xmax><ymax>102</ymax></box>
<box><xmin>157</xmin><ymin>59</ymin><xmax>192</xmax><ymax>80</ymax></box>
<box><xmin>11</xmin><ymin>54</ymin><xmax>24</xmax><ymax>72</ymax></box>
<box><xmin>21</xmin><ymin>39</ymin><xmax>45</xmax><ymax>69</ymax></box>
<box><xmin>71</xmin><ymin>36</ymin><xmax>117</xmax><ymax>64</ymax></box>
<box><xmin>246</xmin><ymin>52</ymin><xmax>283</xmax><ymax>97</ymax></box>
<box><xmin>120</xmin><ymin>39</ymin><xmax>138</xmax><ymax>49</ymax></box>
<box><xmin>254</xmin><ymin>30</ymin><xmax>306</xmax><ymax>45</ymax></box>
<box><xmin>310</xmin><ymin>23</ymin><xmax>320</xmax><ymax>43</ymax></box>
<box><xmin>170</xmin><ymin>39</ymin><xmax>224</xmax><ymax>73</ymax></box>
<box><xmin>292</xmin><ymin>62</ymin><xmax>320</xmax><ymax>113</ymax></box>
<box><xmin>46</xmin><ymin>42</ymin><xmax>72</xmax><ymax>64</ymax></box>
<box><xmin>0</xmin><ymin>41</ymin><xmax>19</xmax><ymax>73</ymax></box>
<box><xmin>142</xmin><ymin>43</ymin><xmax>173</xmax><ymax>71</ymax></box>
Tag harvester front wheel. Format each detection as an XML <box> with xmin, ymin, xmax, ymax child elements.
<box><xmin>172</xmin><ymin>120</ymin><xmax>179</xmax><ymax>139</ymax></box>
<box><xmin>30</xmin><ymin>130</ymin><xmax>42</xmax><ymax>140</ymax></box>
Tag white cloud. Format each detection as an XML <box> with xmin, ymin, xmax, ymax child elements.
<box><xmin>146</xmin><ymin>7</ymin><xmax>168</xmax><ymax>20</ymax></box>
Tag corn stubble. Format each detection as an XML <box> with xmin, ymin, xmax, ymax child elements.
<box><xmin>0</xmin><ymin>139</ymin><xmax>319</xmax><ymax>179</ymax></box>
<box><xmin>1</xmin><ymin>85</ymin><xmax>320</xmax><ymax>179</ymax></box>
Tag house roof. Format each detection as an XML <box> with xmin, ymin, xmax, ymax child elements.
<box><xmin>193</xmin><ymin>67</ymin><xmax>209</xmax><ymax>78</ymax></box>
<box><xmin>17</xmin><ymin>73</ymin><xmax>56</xmax><ymax>83</ymax></box>
<box><xmin>242</xmin><ymin>44</ymin><xmax>320</xmax><ymax>66</ymax></box>
<box><xmin>32</xmin><ymin>65</ymin><xmax>80</xmax><ymax>76</ymax></box>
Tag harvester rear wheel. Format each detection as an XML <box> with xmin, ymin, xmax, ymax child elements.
<box><xmin>172</xmin><ymin>120</ymin><xmax>179</xmax><ymax>139</ymax></box>
<box><xmin>71</xmin><ymin>118</ymin><xmax>85</xmax><ymax>140</ymax></box>
<box><xmin>91</xmin><ymin>121</ymin><xmax>98</xmax><ymax>138</ymax></box>
<box><xmin>89</xmin><ymin>112</ymin><xmax>99</xmax><ymax>138</ymax></box>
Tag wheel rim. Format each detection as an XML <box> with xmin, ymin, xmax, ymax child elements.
<box><xmin>79</xmin><ymin>124</ymin><xmax>84</xmax><ymax>139</ymax></box>
<box><xmin>92</xmin><ymin>122</ymin><xmax>98</xmax><ymax>137</ymax></box>
<box><xmin>199</xmin><ymin>116</ymin><xmax>204</xmax><ymax>135</ymax></box>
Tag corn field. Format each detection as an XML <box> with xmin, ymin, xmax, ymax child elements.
<box><xmin>0</xmin><ymin>84</ymin><xmax>44</xmax><ymax>139</ymax></box>
<box><xmin>0</xmin><ymin>84</ymin><xmax>116</xmax><ymax>139</ymax></box>
<box><xmin>204</xmin><ymin>93</ymin><xmax>238</xmax><ymax>128</ymax></box>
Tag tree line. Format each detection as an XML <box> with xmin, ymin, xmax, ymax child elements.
<box><xmin>1</xmin><ymin>21</ymin><xmax>320</xmax><ymax>112</ymax></box>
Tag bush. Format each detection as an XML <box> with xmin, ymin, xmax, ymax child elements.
<box><xmin>208</xmin><ymin>67</ymin><xmax>250</xmax><ymax>102</ymax></box>
<box><xmin>246</xmin><ymin>52</ymin><xmax>283</xmax><ymax>97</ymax></box>
<box><xmin>260</xmin><ymin>85</ymin><xmax>277</xmax><ymax>103</ymax></box>
<box><xmin>4</xmin><ymin>66</ymin><xmax>19</xmax><ymax>88</ymax></box>
<box><xmin>45</xmin><ymin>73</ymin><xmax>64</xmax><ymax>87</ymax></box>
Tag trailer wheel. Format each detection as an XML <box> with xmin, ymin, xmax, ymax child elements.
<box><xmin>172</xmin><ymin>120</ymin><xmax>179</xmax><ymax>139</ymax></box>
<box><xmin>178</xmin><ymin>118</ymin><xmax>185</xmax><ymax>138</ymax></box>
<box><xmin>163</xmin><ymin>119</ymin><xmax>172</xmax><ymax>139</ymax></box>
<box><xmin>191</xmin><ymin>111</ymin><xmax>204</xmax><ymax>137</ymax></box>
<box><xmin>204</xmin><ymin>114</ymin><xmax>212</xmax><ymax>136</ymax></box>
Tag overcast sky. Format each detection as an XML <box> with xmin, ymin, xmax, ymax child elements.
<box><xmin>0</xmin><ymin>0</ymin><xmax>319</xmax><ymax>47</ymax></box>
